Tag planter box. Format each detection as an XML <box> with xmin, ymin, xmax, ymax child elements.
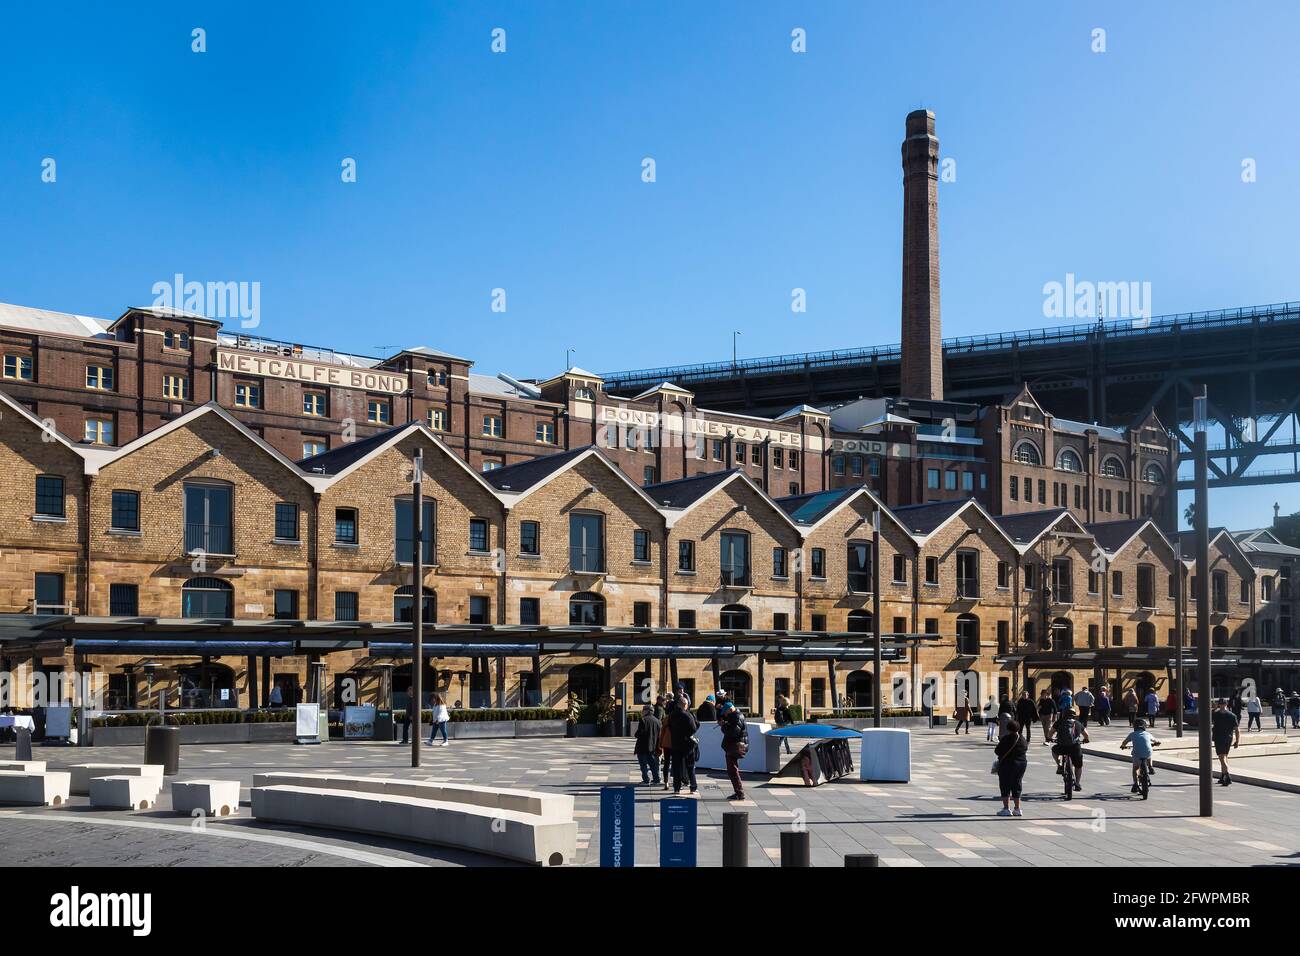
<box><xmin>449</xmin><ymin>720</ymin><xmax>516</xmax><ymax>740</ymax></box>
<box><xmin>810</xmin><ymin>715</ymin><xmax>934</xmax><ymax>731</ymax></box>
<box><xmin>573</xmin><ymin>725</ymin><xmax>598</xmax><ymax>737</ymax></box>
<box><xmin>513</xmin><ymin>719</ymin><xmax>567</xmax><ymax>738</ymax></box>
<box><xmin>90</xmin><ymin>722</ymin><xmax>296</xmax><ymax>746</ymax></box>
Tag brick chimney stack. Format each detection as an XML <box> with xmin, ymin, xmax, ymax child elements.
<box><xmin>900</xmin><ymin>109</ymin><xmax>943</xmax><ymax>401</ymax></box>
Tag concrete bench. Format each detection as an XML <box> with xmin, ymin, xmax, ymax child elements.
<box><xmin>0</xmin><ymin>770</ymin><xmax>71</xmax><ymax>806</ymax></box>
<box><xmin>69</xmin><ymin>763</ymin><xmax>164</xmax><ymax>796</ymax></box>
<box><xmin>172</xmin><ymin>779</ymin><xmax>240</xmax><ymax>817</ymax></box>
<box><xmin>251</xmin><ymin>782</ymin><xmax>576</xmax><ymax>866</ymax></box>
<box><xmin>251</xmin><ymin>772</ymin><xmax>574</xmax><ymax>820</ymax></box>
<box><xmin>89</xmin><ymin>774</ymin><xmax>162</xmax><ymax>811</ymax></box>
<box><xmin>0</xmin><ymin>761</ymin><xmax>47</xmax><ymax>773</ymax></box>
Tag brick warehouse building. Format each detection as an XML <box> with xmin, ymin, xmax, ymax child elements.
<box><xmin>1</xmin><ymin>388</ymin><xmax>1297</xmax><ymax>725</ymax></box>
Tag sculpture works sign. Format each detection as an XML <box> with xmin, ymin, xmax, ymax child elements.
<box><xmin>217</xmin><ymin>349</ymin><xmax>408</xmax><ymax>395</ymax></box>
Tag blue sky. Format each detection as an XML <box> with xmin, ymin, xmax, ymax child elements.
<box><xmin>1</xmin><ymin>1</ymin><xmax>1297</xmax><ymax>528</ymax></box>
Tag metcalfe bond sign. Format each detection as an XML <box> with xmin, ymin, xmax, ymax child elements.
<box><xmin>598</xmin><ymin>404</ymin><xmax>805</xmax><ymax>447</ymax></box>
<box><xmin>216</xmin><ymin>349</ymin><xmax>408</xmax><ymax>394</ymax></box>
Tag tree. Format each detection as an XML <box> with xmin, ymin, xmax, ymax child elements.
<box><xmin>1183</xmin><ymin>501</ymin><xmax>1196</xmax><ymax>530</ymax></box>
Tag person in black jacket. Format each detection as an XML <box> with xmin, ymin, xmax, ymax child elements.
<box><xmin>1014</xmin><ymin>691</ymin><xmax>1038</xmax><ymax>744</ymax></box>
<box><xmin>667</xmin><ymin>694</ymin><xmax>699</xmax><ymax>794</ymax></box>
<box><xmin>994</xmin><ymin>720</ymin><xmax>1028</xmax><ymax>816</ymax></box>
<box><xmin>634</xmin><ymin>705</ymin><xmax>662</xmax><ymax>785</ymax></box>
<box><xmin>719</xmin><ymin>702</ymin><xmax>748</xmax><ymax>800</ymax></box>
<box><xmin>696</xmin><ymin>694</ymin><xmax>717</xmax><ymax>723</ymax></box>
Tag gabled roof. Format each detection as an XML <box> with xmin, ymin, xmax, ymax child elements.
<box><xmin>297</xmin><ymin>420</ymin><xmax>500</xmax><ymax>496</ymax></box>
<box><xmin>1086</xmin><ymin>518</ymin><xmax>1173</xmax><ymax>558</ymax></box>
<box><xmin>645</xmin><ymin>469</ymin><xmax>802</xmax><ymax>533</ymax></box>
<box><xmin>391</xmin><ymin>345</ymin><xmax>473</xmax><ymax>364</ymax></box>
<box><xmin>107</xmin><ymin>402</ymin><xmax>307</xmax><ymax>482</ymax></box>
<box><xmin>993</xmin><ymin>509</ymin><xmax>1088</xmax><ymax>551</ymax></box>
<box><xmin>776</xmin><ymin>404</ymin><xmax>830</xmax><ymax>421</ymax></box>
<box><xmin>483</xmin><ymin>445</ymin><xmax>664</xmax><ymax>513</ymax></box>
<box><xmin>774</xmin><ymin>486</ymin><xmax>908</xmax><ymax>537</ymax></box>
<box><xmin>0</xmin><ymin>388</ymin><xmax>106</xmax><ymax>468</ymax></box>
<box><xmin>1054</xmin><ymin>417</ymin><xmax>1125</xmax><ymax>442</ymax></box>
<box><xmin>891</xmin><ymin>498</ymin><xmax>1018</xmax><ymax>548</ymax></box>
<box><xmin>1175</xmin><ymin>527</ymin><xmax>1256</xmax><ymax>572</ymax></box>
<box><xmin>1234</xmin><ymin>528</ymin><xmax>1281</xmax><ymax>546</ymax></box>
<box><xmin>630</xmin><ymin>382</ymin><xmax>694</xmax><ymax>402</ymax></box>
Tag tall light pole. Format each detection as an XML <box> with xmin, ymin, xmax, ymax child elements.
<box><xmin>732</xmin><ymin>331</ymin><xmax>741</xmax><ymax>370</ymax></box>
<box><xmin>1174</xmin><ymin>536</ymin><xmax>1185</xmax><ymax>738</ymax></box>
<box><xmin>1193</xmin><ymin>385</ymin><xmax>1212</xmax><ymax>816</ymax></box>
<box><xmin>872</xmin><ymin>508</ymin><xmax>882</xmax><ymax>727</ymax></box>
<box><xmin>411</xmin><ymin>450</ymin><xmax>424</xmax><ymax>768</ymax></box>
<box><xmin>565</xmin><ymin>348</ymin><xmax>575</xmax><ymax>370</ymax></box>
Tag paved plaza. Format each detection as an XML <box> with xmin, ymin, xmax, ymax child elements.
<box><xmin>2</xmin><ymin>722</ymin><xmax>1299</xmax><ymax>867</ymax></box>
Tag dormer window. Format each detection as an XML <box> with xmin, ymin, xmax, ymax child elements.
<box><xmin>164</xmin><ymin>330</ymin><xmax>191</xmax><ymax>351</ymax></box>
<box><xmin>575</xmin><ymin>387</ymin><xmax>594</xmax><ymax>400</ymax></box>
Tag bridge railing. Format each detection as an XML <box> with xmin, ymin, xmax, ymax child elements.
<box><xmin>602</xmin><ymin>300</ymin><xmax>1300</xmax><ymax>387</ymax></box>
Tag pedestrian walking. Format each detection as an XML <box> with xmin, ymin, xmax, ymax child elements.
<box><xmin>983</xmin><ymin>695</ymin><xmax>999</xmax><ymax>741</ymax></box>
<box><xmin>719</xmin><ymin>700</ymin><xmax>749</xmax><ymax>800</ymax></box>
<box><xmin>427</xmin><ymin>693</ymin><xmax>450</xmax><ymax>746</ymax></box>
<box><xmin>1246</xmin><ymin>693</ymin><xmax>1262</xmax><ymax>732</ymax></box>
<box><xmin>400</xmin><ymin>684</ymin><xmax>419</xmax><ymax>744</ymax></box>
<box><xmin>667</xmin><ymin>694</ymin><xmax>699</xmax><ymax>795</ymax></box>
<box><xmin>1211</xmin><ymin>698</ymin><xmax>1240</xmax><ymax>786</ymax></box>
<box><xmin>269</xmin><ymin>681</ymin><xmax>283</xmax><ymax>709</ymax></box>
<box><xmin>634</xmin><ymin>704</ymin><xmax>662</xmax><ymax>785</ymax></box>
<box><xmin>1289</xmin><ymin>690</ymin><xmax>1300</xmax><ymax>729</ymax></box>
<box><xmin>1096</xmin><ymin>687</ymin><xmax>1112</xmax><ymax>727</ymax></box>
<box><xmin>998</xmin><ymin>694</ymin><xmax>1016</xmax><ymax>736</ymax></box>
<box><xmin>1143</xmin><ymin>687</ymin><xmax>1160</xmax><ymax>727</ymax></box>
<box><xmin>1123</xmin><ymin>687</ymin><xmax>1139</xmax><ymax>727</ymax></box>
<box><xmin>658</xmin><ymin>697</ymin><xmax>675</xmax><ymax>789</ymax></box>
<box><xmin>1037</xmin><ymin>689</ymin><xmax>1055</xmax><ymax>744</ymax></box>
<box><xmin>994</xmin><ymin>719</ymin><xmax>1028</xmax><ymax>817</ymax></box>
<box><xmin>1075</xmin><ymin>686</ymin><xmax>1095</xmax><ymax>728</ymax></box>
<box><xmin>953</xmin><ymin>694</ymin><xmax>974</xmax><ymax>735</ymax></box>
<box><xmin>1015</xmin><ymin>691</ymin><xmax>1037</xmax><ymax>745</ymax></box>
<box><xmin>1167</xmin><ymin>689</ymin><xmax>1181</xmax><ymax>729</ymax></box>
<box><xmin>1272</xmin><ymin>688</ymin><xmax>1288</xmax><ymax>730</ymax></box>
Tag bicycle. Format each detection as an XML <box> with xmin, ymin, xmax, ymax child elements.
<box><xmin>1137</xmin><ymin>758</ymin><xmax>1150</xmax><ymax>800</ymax></box>
<box><xmin>1061</xmin><ymin>751</ymin><xmax>1075</xmax><ymax>800</ymax></box>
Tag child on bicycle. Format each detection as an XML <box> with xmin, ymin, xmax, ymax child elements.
<box><xmin>1120</xmin><ymin>718</ymin><xmax>1161</xmax><ymax>793</ymax></box>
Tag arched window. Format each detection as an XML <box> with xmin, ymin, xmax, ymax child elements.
<box><xmin>1012</xmin><ymin>441</ymin><xmax>1042</xmax><ymax>465</ymax></box>
<box><xmin>956</xmin><ymin>613</ymin><xmax>980</xmax><ymax>655</ymax></box>
<box><xmin>1142</xmin><ymin>463</ymin><xmax>1165</xmax><ymax>484</ymax></box>
<box><xmin>1101</xmin><ymin>456</ymin><xmax>1126</xmax><ymax>479</ymax></box>
<box><xmin>719</xmin><ymin>669</ymin><xmax>752</xmax><ymax>711</ymax></box>
<box><xmin>568</xmin><ymin>663</ymin><xmax>606</xmax><ymax>705</ymax></box>
<box><xmin>1056</xmin><ymin>448</ymin><xmax>1083</xmax><ymax>473</ymax></box>
<box><xmin>181</xmin><ymin>577</ymin><xmax>233</xmax><ymax>618</ymax></box>
<box><xmin>720</xmin><ymin>604</ymin><xmax>751</xmax><ymax>629</ymax></box>
<box><xmin>394</xmin><ymin>586</ymin><xmax>436</xmax><ymax>623</ymax></box>
<box><xmin>1050</xmin><ymin>617</ymin><xmax>1073</xmax><ymax>651</ymax></box>
<box><xmin>569</xmin><ymin>592</ymin><xmax>606</xmax><ymax>626</ymax></box>
<box><xmin>846</xmin><ymin>609</ymin><xmax>873</xmax><ymax>634</ymax></box>
<box><xmin>845</xmin><ymin>671</ymin><xmax>873</xmax><ymax>708</ymax></box>
<box><xmin>1136</xmin><ymin>622</ymin><xmax>1156</xmax><ymax>647</ymax></box>
<box><xmin>1212</xmin><ymin>625</ymin><xmax>1229</xmax><ymax>647</ymax></box>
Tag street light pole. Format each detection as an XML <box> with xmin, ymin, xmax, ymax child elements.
<box><xmin>1193</xmin><ymin>385</ymin><xmax>1212</xmax><ymax>816</ymax></box>
<box><xmin>872</xmin><ymin>508</ymin><xmax>882</xmax><ymax>728</ymax></box>
<box><xmin>1174</xmin><ymin>537</ymin><xmax>1185</xmax><ymax>738</ymax></box>
<box><xmin>732</xmin><ymin>331</ymin><xmax>741</xmax><ymax>369</ymax></box>
<box><xmin>411</xmin><ymin>449</ymin><xmax>424</xmax><ymax>769</ymax></box>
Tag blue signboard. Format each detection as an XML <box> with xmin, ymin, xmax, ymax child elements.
<box><xmin>659</xmin><ymin>798</ymin><xmax>697</xmax><ymax>867</ymax></box>
<box><xmin>599</xmin><ymin>785</ymin><xmax>636</xmax><ymax>868</ymax></box>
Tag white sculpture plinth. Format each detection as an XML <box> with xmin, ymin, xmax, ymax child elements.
<box><xmin>859</xmin><ymin>727</ymin><xmax>911</xmax><ymax>782</ymax></box>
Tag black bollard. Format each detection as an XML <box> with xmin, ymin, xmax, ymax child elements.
<box><xmin>722</xmin><ymin>812</ymin><xmax>749</xmax><ymax>867</ymax></box>
<box><xmin>780</xmin><ymin>829</ymin><xmax>810</xmax><ymax>867</ymax></box>
<box><xmin>845</xmin><ymin>853</ymin><xmax>879</xmax><ymax>867</ymax></box>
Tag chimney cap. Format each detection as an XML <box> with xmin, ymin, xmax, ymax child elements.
<box><xmin>905</xmin><ymin>109</ymin><xmax>936</xmax><ymax>137</ymax></box>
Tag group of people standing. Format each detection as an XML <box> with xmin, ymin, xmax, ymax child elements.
<box><xmin>633</xmin><ymin>688</ymin><xmax>753</xmax><ymax>800</ymax></box>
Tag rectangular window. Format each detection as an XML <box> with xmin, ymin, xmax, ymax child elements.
<box><xmin>678</xmin><ymin>539</ymin><xmax>695</xmax><ymax>572</ymax></box>
<box><xmin>850</xmin><ymin>456</ymin><xmax>864</xmax><ymax>477</ymax></box>
<box><xmin>520</xmin><ymin>520</ymin><xmax>540</xmax><ymax>556</ymax></box>
<box><xmin>519</xmin><ymin>597</ymin><xmax>540</xmax><ymax>626</ymax></box>
<box><xmin>536</xmin><ymin>422</ymin><xmax>556</xmax><ymax>444</ymax></box>
<box><xmin>335</xmin><ymin>507</ymin><xmax>358</xmax><ymax>544</ymax></box>
<box><xmin>735</xmin><ymin>442</ymin><xmax>746</xmax><ymax>464</ymax></box>
<box><xmin>789</xmin><ymin>451</ymin><xmax>799</xmax><ymax>470</ymax></box>
<box><xmin>1038</xmin><ymin>479</ymin><xmax>1046</xmax><ymax>504</ymax></box>
<box><xmin>832</xmin><ymin>456</ymin><xmax>846</xmax><ymax>476</ymax></box>
<box><xmin>1051</xmin><ymin>558</ymin><xmax>1072</xmax><ymax>604</ymax></box>
<box><xmin>789</xmin><ymin>482</ymin><xmax>800</xmax><ymax>496</ymax></box>
<box><xmin>234</xmin><ymin>381</ymin><xmax>261</xmax><ymax>407</ymax></box>
<box><xmin>810</xmin><ymin>548</ymin><xmax>826</xmax><ymax>579</ymax></box>
<box><xmin>1024</xmin><ymin>564</ymin><xmax>1036</xmax><ymax>590</ymax></box>
<box><xmin>469</xmin><ymin>517</ymin><xmax>490</xmax><ymax>553</ymax></box>
<box><xmin>109</xmin><ymin>583</ymin><xmax>139</xmax><ymax>616</ymax></box>
<box><xmin>962</xmin><ymin>471</ymin><xmax>974</xmax><ymax>492</ymax></box>
<box><xmin>86</xmin><ymin>365</ymin><xmax>113</xmax><ymax>390</ymax></box>
<box><xmin>633</xmin><ymin>529</ymin><xmax>651</xmax><ymax>562</ymax></box>
<box><xmin>1074</xmin><ymin>485</ymin><xmax>1081</xmax><ymax>510</ymax></box>
<box><xmin>394</xmin><ymin>499</ymin><xmax>436</xmax><ymax>563</ymax></box>
<box><xmin>163</xmin><ymin>375</ymin><xmax>190</xmax><ymax>400</ymax></box>
<box><xmin>184</xmin><ymin>483</ymin><xmax>233</xmax><ymax>555</ymax></box>
<box><xmin>751</xmin><ymin>445</ymin><xmax>761</xmax><ymax>466</ymax></box>
<box><xmin>643</xmin><ymin>465</ymin><xmax>656</xmax><ymax>485</ymax></box>
<box><xmin>997</xmin><ymin>560</ymin><xmax>1009</xmax><ymax>589</ymax></box>
<box><xmin>1260</xmin><ymin>577</ymin><xmax>1273</xmax><ymax>602</ymax></box>
<box><xmin>469</xmin><ymin>595</ymin><xmax>490</xmax><ymax>625</ymax></box>
<box><xmin>1088</xmin><ymin>624</ymin><xmax>1100</xmax><ymax>648</ymax></box>
<box><xmin>772</xmin><ymin>448</ymin><xmax>784</xmax><ymax>468</ymax></box>
<box><xmin>1137</xmin><ymin>565</ymin><xmax>1155</xmax><ymax>608</ymax></box>
<box><xmin>811</xmin><ymin>614</ymin><xmax>827</xmax><ymax>632</ymax></box>
<box><xmin>956</xmin><ymin>550</ymin><xmax>980</xmax><ymax>598</ymax></box>
<box><xmin>997</xmin><ymin>620</ymin><xmax>1010</xmax><ymax>654</ymax></box>
<box><xmin>482</xmin><ymin>459</ymin><xmax>503</xmax><ymax>472</ymax></box>
<box><xmin>274</xmin><ymin>502</ymin><xmax>299</xmax><ymax>541</ymax></box>
<box><xmin>927</xmin><ymin>468</ymin><xmax>940</xmax><ymax>489</ymax></box>
<box><xmin>84</xmin><ymin>418</ymin><xmax>113</xmax><ymax>445</ymax></box>
<box><xmin>3</xmin><ymin>354</ymin><xmax>33</xmax><ymax>380</ymax></box>
<box><xmin>811</xmin><ymin>678</ymin><xmax>826</xmax><ymax>708</ymax></box>
<box><xmin>712</xmin><ymin>440</ymin><xmax>724</xmax><ymax>461</ymax></box>
<box><xmin>368</xmin><ymin>399</ymin><xmax>391</xmax><ymax>424</ymax></box>
<box><xmin>1112</xmin><ymin>625</ymin><xmax>1124</xmax><ymax>646</ymax></box>
<box><xmin>1112</xmin><ymin>570</ymin><xmax>1123</xmax><ymax>598</ymax></box>
<box><xmin>303</xmin><ymin>390</ymin><xmax>326</xmax><ymax>416</ymax></box>
<box><xmin>334</xmin><ymin>591</ymin><xmax>359</xmax><ymax>622</ymax></box>
<box><xmin>428</xmin><ymin>409</ymin><xmax>446</xmax><ymax>431</ymax></box>
<box><xmin>34</xmin><ymin>573</ymin><xmax>64</xmax><ymax>614</ymax></box>
<box><xmin>893</xmin><ymin>616</ymin><xmax>907</xmax><ymax>639</ymax></box>
<box><xmin>773</xmin><ymin>612</ymin><xmax>789</xmax><ymax>630</ymax></box>
<box><xmin>483</xmin><ymin>415</ymin><xmax>503</xmax><ymax>438</ymax></box>
<box><xmin>924</xmin><ymin>556</ymin><xmax>939</xmax><ymax>586</ymax></box>
<box><xmin>302</xmin><ymin>438</ymin><xmax>327</xmax><ymax>457</ymax></box>
<box><xmin>633</xmin><ymin>602</ymin><xmax>652</xmax><ymax>627</ymax></box>
<box><xmin>720</xmin><ymin>531</ymin><xmax>750</xmax><ymax>586</ymax></box>
<box><xmin>1009</xmin><ymin>475</ymin><xmax>1018</xmax><ymax>501</ymax></box>
<box><xmin>944</xmin><ymin>470</ymin><xmax>957</xmax><ymax>491</ymax></box>
<box><xmin>1212</xmin><ymin>572</ymin><xmax>1228</xmax><ymax>614</ymax></box>
<box><xmin>274</xmin><ymin>589</ymin><xmax>299</xmax><ymax>620</ymax></box>
<box><xmin>678</xmin><ymin>609</ymin><xmax>697</xmax><ymax>628</ymax></box>
<box><xmin>1088</xmin><ymin>569</ymin><xmax>1100</xmax><ymax>594</ymax></box>
<box><xmin>848</xmin><ymin>541</ymin><xmax>873</xmax><ymax>592</ymax></box>
<box><xmin>110</xmin><ymin>490</ymin><xmax>139</xmax><ymax>531</ymax></box>
<box><xmin>569</xmin><ymin>513</ymin><xmax>604</xmax><ymax>571</ymax></box>
<box><xmin>773</xmin><ymin>547</ymin><xmax>788</xmax><ymax>578</ymax></box>
<box><xmin>893</xmin><ymin>554</ymin><xmax>907</xmax><ymax>583</ymax></box>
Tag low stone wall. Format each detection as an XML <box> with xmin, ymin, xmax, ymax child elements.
<box><xmin>91</xmin><ymin>722</ymin><xmax>297</xmax><ymax>747</ymax></box>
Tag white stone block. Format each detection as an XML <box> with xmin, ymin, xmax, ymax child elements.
<box><xmin>89</xmin><ymin>774</ymin><xmax>162</xmax><ymax>810</ymax></box>
<box><xmin>171</xmin><ymin>779</ymin><xmax>241</xmax><ymax>817</ymax></box>
<box><xmin>859</xmin><ymin>727</ymin><xmax>911</xmax><ymax>782</ymax></box>
<box><xmin>69</xmin><ymin>763</ymin><xmax>163</xmax><ymax>796</ymax></box>
<box><xmin>0</xmin><ymin>761</ymin><xmax>46</xmax><ymax>773</ymax></box>
<box><xmin>0</xmin><ymin>770</ymin><xmax>70</xmax><ymax>806</ymax></box>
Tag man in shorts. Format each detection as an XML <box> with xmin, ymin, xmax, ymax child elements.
<box><xmin>1210</xmin><ymin>697</ymin><xmax>1240</xmax><ymax>786</ymax></box>
<box><xmin>1050</xmin><ymin>707</ymin><xmax>1090</xmax><ymax>792</ymax></box>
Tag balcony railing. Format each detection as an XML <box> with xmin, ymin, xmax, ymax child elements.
<box><xmin>720</xmin><ymin>564</ymin><xmax>751</xmax><ymax>588</ymax></box>
<box><xmin>569</xmin><ymin>547</ymin><xmax>605</xmax><ymax>574</ymax></box>
<box><xmin>185</xmin><ymin>523</ymin><xmax>233</xmax><ymax>555</ymax></box>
